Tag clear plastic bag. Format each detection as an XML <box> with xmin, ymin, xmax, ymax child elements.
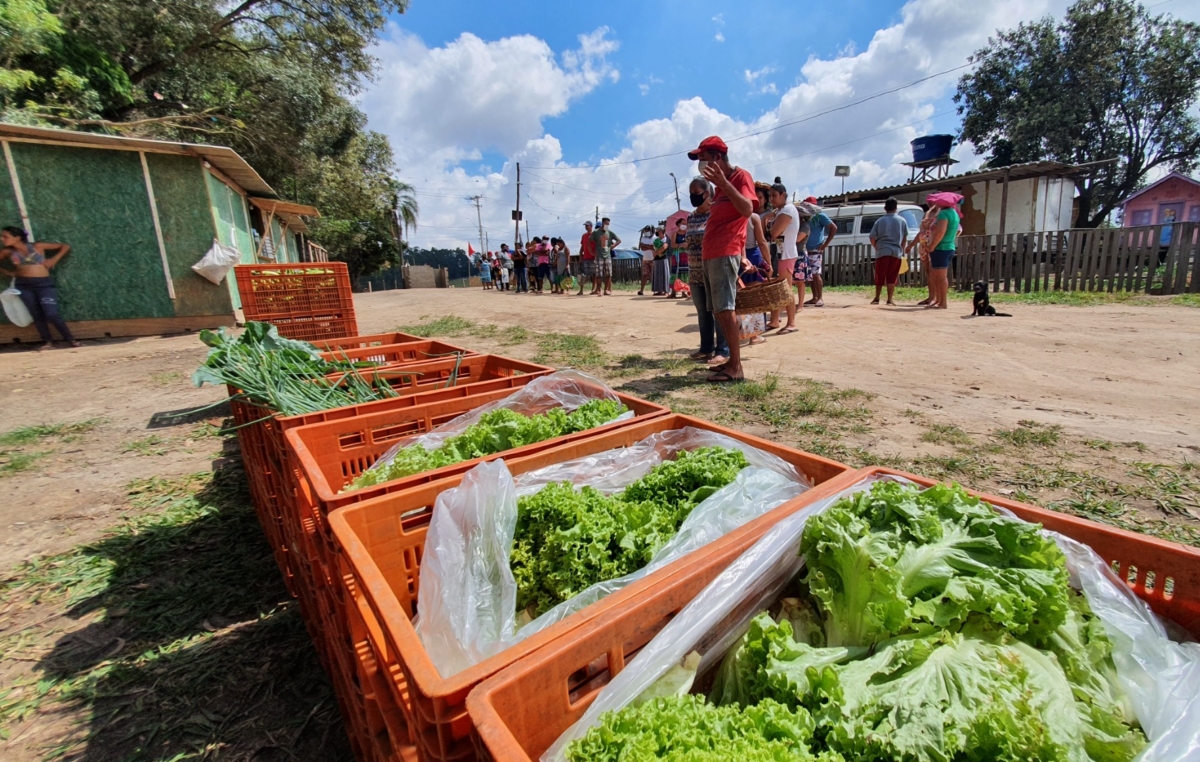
<box><xmin>543</xmin><ymin>475</ymin><xmax>1200</xmax><ymax>762</ymax></box>
<box><xmin>413</xmin><ymin>426</ymin><xmax>814</xmax><ymax>678</ymax></box>
<box><xmin>191</xmin><ymin>239</ymin><xmax>241</xmax><ymax>285</ymax></box>
<box><xmin>360</xmin><ymin>370</ymin><xmax>632</xmax><ymax>484</ymax></box>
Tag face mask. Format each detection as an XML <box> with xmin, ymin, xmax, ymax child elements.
<box><xmin>697</xmin><ymin>160</ymin><xmax>710</xmax><ymax>174</ymax></box>
<box><xmin>689</xmin><ymin>192</ymin><xmax>706</xmax><ymax>207</ymax></box>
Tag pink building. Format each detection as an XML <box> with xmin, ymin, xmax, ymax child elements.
<box><xmin>1120</xmin><ymin>172</ymin><xmax>1200</xmax><ymax>227</ymax></box>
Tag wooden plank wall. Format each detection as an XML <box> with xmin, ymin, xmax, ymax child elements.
<box><xmin>823</xmin><ymin>223</ymin><xmax>1197</xmax><ymax>294</ymax></box>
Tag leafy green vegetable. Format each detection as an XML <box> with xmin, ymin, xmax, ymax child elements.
<box><xmin>511</xmin><ymin>447</ymin><xmax>749</xmax><ymax>617</ymax></box>
<box><xmin>571</xmin><ymin>482</ymin><xmax>1147</xmax><ymax>762</ymax></box>
<box><xmin>800</xmin><ymin>481</ymin><xmax>1070</xmax><ymax>647</ymax></box>
<box><xmin>347</xmin><ymin>399</ymin><xmax>627</xmax><ymax>490</ymax></box>
<box><xmin>566</xmin><ymin>694</ymin><xmax>841</xmax><ymax>762</ymax></box>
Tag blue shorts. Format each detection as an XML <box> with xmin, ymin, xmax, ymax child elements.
<box><xmin>930</xmin><ymin>249</ymin><xmax>955</xmax><ymax>269</ymax></box>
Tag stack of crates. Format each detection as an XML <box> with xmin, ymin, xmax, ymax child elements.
<box><xmin>235</xmin><ymin>262</ymin><xmax>358</xmax><ymax>342</ymax></box>
<box><xmin>231</xmin><ymin>320</ymin><xmax>1200</xmax><ymax>762</ymax></box>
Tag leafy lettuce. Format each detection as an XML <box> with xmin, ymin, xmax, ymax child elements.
<box><xmin>511</xmin><ymin>447</ymin><xmax>749</xmax><ymax>617</ymax></box>
<box><xmin>346</xmin><ymin>399</ymin><xmax>626</xmax><ymax>490</ymax></box>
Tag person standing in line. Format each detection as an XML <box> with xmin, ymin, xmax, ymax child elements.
<box><xmin>869</xmin><ymin>197</ymin><xmax>910</xmax><ymax>306</ymax></box>
<box><xmin>498</xmin><ymin>243</ymin><xmax>513</xmax><ymax>291</ymax></box>
<box><xmin>578</xmin><ymin>221</ymin><xmax>597</xmax><ymax>295</ymax></box>
<box><xmin>685</xmin><ymin>177</ymin><xmax>728</xmax><ymax>364</ymax></box>
<box><xmin>0</xmin><ymin>226</ymin><xmax>80</xmax><ymax>349</ymax></box>
<box><xmin>651</xmin><ymin>226</ymin><xmax>672</xmax><ymax>296</ymax></box>
<box><xmin>801</xmin><ymin>197</ymin><xmax>836</xmax><ymax>307</ymax></box>
<box><xmin>690</xmin><ymin>135</ymin><xmax>757</xmax><ymax>383</ymax></box>
<box><xmin>925</xmin><ymin>195</ymin><xmax>961</xmax><ymax>310</ymax></box>
<box><xmin>532</xmin><ymin>237</ymin><xmax>551</xmax><ymax>293</ymax></box>
<box><xmin>511</xmin><ymin>242</ymin><xmax>529</xmax><ymax>293</ymax></box>
<box><xmin>475</xmin><ymin>249</ymin><xmax>491</xmax><ymax>290</ymax></box>
<box><xmin>669</xmin><ymin>218</ymin><xmax>688</xmax><ymax>296</ymax></box>
<box><xmin>554</xmin><ymin>237</ymin><xmax>572</xmax><ymax>294</ymax></box>
<box><xmin>904</xmin><ymin>208</ymin><xmax>937</xmax><ymax>306</ymax></box>
<box><xmin>591</xmin><ymin>217</ymin><xmax>620</xmax><ymax>296</ymax></box>
<box><xmin>766</xmin><ymin>183</ymin><xmax>800</xmax><ymax>334</ymax></box>
<box><xmin>637</xmin><ymin>225</ymin><xmax>655</xmax><ymax>296</ymax></box>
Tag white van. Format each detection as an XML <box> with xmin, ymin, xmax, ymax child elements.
<box><xmin>820</xmin><ymin>202</ymin><xmax>925</xmax><ymax>250</ymax></box>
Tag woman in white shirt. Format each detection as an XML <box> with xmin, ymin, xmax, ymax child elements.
<box><xmin>767</xmin><ymin>183</ymin><xmax>801</xmax><ymax>334</ymax></box>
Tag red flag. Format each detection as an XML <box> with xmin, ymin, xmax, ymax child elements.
<box><xmin>468</xmin><ymin>243</ymin><xmax>475</xmax><ymax>256</ymax></box>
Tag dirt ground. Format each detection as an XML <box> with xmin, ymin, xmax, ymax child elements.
<box><xmin>1</xmin><ymin>286</ymin><xmax>1198</xmax><ymax>760</ymax></box>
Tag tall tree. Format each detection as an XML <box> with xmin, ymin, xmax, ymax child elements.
<box><xmin>955</xmin><ymin>0</ymin><xmax>1200</xmax><ymax>227</ymax></box>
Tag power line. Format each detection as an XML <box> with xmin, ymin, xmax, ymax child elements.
<box><xmin>523</xmin><ymin>61</ymin><xmax>974</xmax><ymax>172</ymax></box>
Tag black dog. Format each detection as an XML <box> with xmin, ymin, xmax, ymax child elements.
<box><xmin>972</xmin><ymin>281</ymin><xmax>1012</xmax><ymax>317</ymax></box>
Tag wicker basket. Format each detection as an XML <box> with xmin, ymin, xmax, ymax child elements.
<box><xmin>735</xmin><ymin>276</ymin><xmax>792</xmax><ymax>314</ymax></box>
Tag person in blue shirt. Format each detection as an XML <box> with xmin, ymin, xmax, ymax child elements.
<box><xmin>798</xmin><ymin>199</ymin><xmax>836</xmax><ymax>307</ymax></box>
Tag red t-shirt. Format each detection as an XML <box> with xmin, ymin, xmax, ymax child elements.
<box><xmin>701</xmin><ymin>167</ymin><xmax>758</xmax><ymax>260</ymax></box>
<box><xmin>580</xmin><ymin>232</ymin><xmax>596</xmax><ymax>260</ymax></box>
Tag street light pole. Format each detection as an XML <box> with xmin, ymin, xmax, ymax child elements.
<box><xmin>669</xmin><ymin>172</ymin><xmax>681</xmax><ymax>211</ymax></box>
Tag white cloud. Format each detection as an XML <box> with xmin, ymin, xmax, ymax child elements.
<box><xmin>364</xmin><ymin>0</ymin><xmax>1200</xmax><ymax>250</ymax></box>
<box><xmin>744</xmin><ymin>66</ymin><xmax>778</xmax><ymax>96</ymax></box>
<box><xmin>713</xmin><ymin>13</ymin><xmax>725</xmax><ymax>42</ymax></box>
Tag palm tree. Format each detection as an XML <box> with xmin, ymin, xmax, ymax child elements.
<box><xmin>392</xmin><ymin>180</ymin><xmax>419</xmax><ymax>241</ymax></box>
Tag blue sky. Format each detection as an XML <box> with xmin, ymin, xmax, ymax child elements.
<box><xmin>358</xmin><ymin>0</ymin><xmax>1199</xmax><ymax>249</ymax></box>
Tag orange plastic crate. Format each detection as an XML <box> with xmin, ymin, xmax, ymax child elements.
<box><xmin>235</xmin><ymin>263</ymin><xmax>356</xmax><ymax>323</ymax></box>
<box><xmin>328</xmin><ymin>415</ymin><xmax>855</xmax><ymax>762</ymax></box>
<box><xmin>313</xmin><ymin>332</ymin><xmax>425</xmax><ymax>351</ymax></box>
<box><xmin>466</xmin><ymin>466</ymin><xmax>1200</xmax><ymax>762</ymax></box>
<box><xmin>317</xmin><ymin>340</ymin><xmax>472</xmax><ymax>371</ymax></box>
<box><xmin>264</xmin><ymin>315</ymin><xmax>359</xmax><ymax>343</ymax></box>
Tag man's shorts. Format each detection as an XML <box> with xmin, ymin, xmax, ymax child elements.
<box><xmin>803</xmin><ymin>251</ymin><xmax>824</xmax><ymax>282</ymax></box>
<box><xmin>596</xmin><ymin>256</ymin><xmax>613</xmax><ymax>278</ymax></box>
<box><xmin>582</xmin><ymin>259</ymin><xmax>596</xmax><ymax>277</ymax></box>
<box><xmin>703</xmin><ymin>256</ymin><xmax>739</xmax><ymax>313</ymax></box>
<box><xmin>641</xmin><ymin>260</ymin><xmax>654</xmax><ymax>279</ymax></box>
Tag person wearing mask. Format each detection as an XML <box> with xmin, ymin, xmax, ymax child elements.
<box><xmin>0</xmin><ymin>226</ymin><xmax>80</xmax><ymax>349</ymax></box>
<box><xmin>670</xmin><ymin>218</ymin><xmax>688</xmax><ymax>294</ymax></box>
<box><xmin>590</xmin><ymin>217</ymin><xmax>620</xmax><ymax>296</ymax></box>
<box><xmin>685</xmin><ymin>177</ymin><xmax>728</xmax><ymax>364</ymax></box>
<box><xmin>554</xmin><ymin>237</ymin><xmax>572</xmax><ymax>294</ymax></box>
<box><xmin>498</xmin><ymin>243</ymin><xmax>513</xmax><ymax>291</ymax></box>
<box><xmin>637</xmin><ymin>224</ymin><xmax>655</xmax><ymax>296</ymax></box>
<box><xmin>766</xmin><ymin>183</ymin><xmax>800</xmax><ymax>334</ymax></box>
<box><xmin>651</xmin><ymin>226</ymin><xmax>673</xmax><ymax>296</ymax></box>
<box><xmin>869</xmin><ymin>197</ymin><xmax>910</xmax><ymax>306</ymax></box>
<box><xmin>690</xmin><ymin>135</ymin><xmax>758</xmax><ymax>383</ymax></box>
<box><xmin>578</xmin><ymin>221</ymin><xmax>597</xmax><ymax>295</ymax></box>
<box><xmin>511</xmin><ymin>242</ymin><xmax>529</xmax><ymax>293</ymax></box>
<box><xmin>801</xmin><ymin>197</ymin><xmax>836</xmax><ymax>307</ymax></box>
<box><xmin>532</xmin><ymin>237</ymin><xmax>551</xmax><ymax>293</ymax></box>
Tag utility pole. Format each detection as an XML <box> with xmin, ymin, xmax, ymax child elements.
<box><xmin>669</xmin><ymin>172</ymin><xmax>681</xmax><ymax>211</ymax></box>
<box><xmin>595</xmin><ymin>206</ymin><xmax>599</xmax><ymax>224</ymax></box>
<box><xmin>470</xmin><ymin>195</ymin><xmax>485</xmax><ymax>259</ymax></box>
<box><xmin>514</xmin><ymin>162</ymin><xmax>521</xmax><ymax>247</ymax></box>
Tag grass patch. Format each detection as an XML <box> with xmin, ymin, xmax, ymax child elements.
<box><xmin>0</xmin><ymin>418</ymin><xmax>106</xmax><ymax>446</ymax></box>
<box><xmin>920</xmin><ymin>423</ymin><xmax>973</xmax><ymax>447</ymax></box>
<box><xmin>826</xmin><ymin>285</ymin><xmax>1200</xmax><ymax>308</ymax></box>
<box><xmin>120</xmin><ymin>434</ymin><xmax>169</xmax><ymax>456</ymax></box>
<box><xmin>397</xmin><ymin>314</ymin><xmax>478</xmax><ymax>337</ymax></box>
<box><xmin>500</xmin><ymin>326</ymin><xmax>532</xmax><ymax>346</ymax></box>
<box><xmin>993</xmin><ymin>420</ymin><xmax>1062</xmax><ymax>448</ymax></box>
<box><xmin>0</xmin><ymin>449</ymin><xmax>45</xmax><ymax>477</ymax></box>
<box><xmin>0</xmin><ymin>465</ymin><xmax>350</xmax><ymax>759</ymax></box>
<box><xmin>533</xmin><ymin>333</ymin><xmax>608</xmax><ymax>368</ymax></box>
<box><xmin>150</xmin><ymin>371</ymin><xmax>183</xmax><ymax>386</ymax></box>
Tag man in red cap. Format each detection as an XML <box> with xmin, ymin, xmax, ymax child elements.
<box><xmin>689</xmin><ymin>135</ymin><xmax>758</xmax><ymax>383</ymax></box>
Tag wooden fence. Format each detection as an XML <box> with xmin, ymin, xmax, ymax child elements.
<box><xmin>822</xmin><ymin>222</ymin><xmax>1199</xmax><ymax>295</ymax></box>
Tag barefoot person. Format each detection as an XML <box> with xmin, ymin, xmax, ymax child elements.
<box><xmin>767</xmin><ymin>183</ymin><xmax>800</xmax><ymax>334</ymax></box>
<box><xmin>869</xmin><ymin>197</ymin><xmax>909</xmax><ymax>306</ymax></box>
<box><xmin>906</xmin><ymin>207</ymin><xmax>937</xmax><ymax>305</ymax></box>
<box><xmin>690</xmin><ymin>135</ymin><xmax>758</xmax><ymax>383</ymax></box>
<box><xmin>925</xmin><ymin>193</ymin><xmax>962</xmax><ymax>310</ymax></box>
<box><xmin>685</xmin><ymin>177</ymin><xmax>729</xmax><ymax>363</ymax></box>
<box><xmin>591</xmin><ymin>217</ymin><xmax>620</xmax><ymax>296</ymax></box>
<box><xmin>0</xmin><ymin>226</ymin><xmax>80</xmax><ymax>349</ymax></box>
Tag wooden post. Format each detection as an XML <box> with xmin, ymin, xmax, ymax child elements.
<box><xmin>997</xmin><ymin>167</ymin><xmax>1011</xmax><ymax>240</ymax></box>
<box><xmin>2</xmin><ymin>140</ymin><xmax>33</xmax><ymax>240</ymax></box>
<box><xmin>139</xmin><ymin>151</ymin><xmax>177</xmax><ymax>300</ymax></box>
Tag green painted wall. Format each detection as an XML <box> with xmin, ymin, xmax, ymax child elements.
<box><xmin>205</xmin><ymin>171</ymin><xmax>256</xmax><ymax>309</ymax></box>
<box><xmin>9</xmin><ymin>142</ymin><xmax>174</xmax><ymax>321</ymax></box>
<box><xmin>145</xmin><ymin>153</ymin><xmax>232</xmax><ymax>317</ymax></box>
<box><xmin>0</xmin><ymin>161</ymin><xmax>21</xmax><ymax>326</ymax></box>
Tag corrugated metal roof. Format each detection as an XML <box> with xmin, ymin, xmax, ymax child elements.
<box><xmin>0</xmin><ymin>122</ymin><xmax>276</xmax><ymax>197</ymax></box>
<box><xmin>819</xmin><ymin>160</ymin><xmax>1086</xmax><ymax>204</ymax></box>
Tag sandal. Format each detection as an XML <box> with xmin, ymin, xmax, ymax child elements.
<box><xmin>707</xmin><ymin>370</ymin><xmax>743</xmax><ymax>384</ymax></box>
<box><xmin>688</xmin><ymin>351</ymin><xmax>713</xmax><ymax>362</ymax></box>
<box><xmin>917</xmin><ymin>298</ymin><xmax>931</xmax><ymax>306</ymax></box>
<box><xmin>869</xmin><ymin>299</ymin><xmax>880</xmax><ymax>305</ymax></box>
<box><xmin>765</xmin><ymin>323</ymin><xmax>781</xmax><ymax>330</ymax></box>
<box><xmin>775</xmin><ymin>326</ymin><xmax>798</xmax><ymax>335</ymax></box>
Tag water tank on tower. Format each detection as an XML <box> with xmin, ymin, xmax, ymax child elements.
<box><xmin>904</xmin><ymin>135</ymin><xmax>957</xmax><ymax>182</ymax></box>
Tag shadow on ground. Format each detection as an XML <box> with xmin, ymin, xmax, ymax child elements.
<box><xmin>25</xmin><ymin>458</ymin><xmax>352</xmax><ymax>761</ymax></box>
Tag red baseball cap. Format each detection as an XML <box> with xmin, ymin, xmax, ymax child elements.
<box><xmin>687</xmin><ymin>136</ymin><xmax>729</xmax><ymax>160</ymax></box>
<box><xmin>804</xmin><ymin>196</ymin><xmax>819</xmax><ymax>204</ymax></box>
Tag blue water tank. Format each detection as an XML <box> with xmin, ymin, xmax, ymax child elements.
<box><xmin>911</xmin><ymin>135</ymin><xmax>953</xmax><ymax>163</ymax></box>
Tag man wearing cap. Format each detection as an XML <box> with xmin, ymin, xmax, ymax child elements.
<box><xmin>690</xmin><ymin>135</ymin><xmax>758</xmax><ymax>383</ymax></box>
<box><xmin>578</xmin><ymin>221</ymin><xmax>598</xmax><ymax>295</ymax></box>
<box><xmin>590</xmin><ymin>217</ymin><xmax>621</xmax><ymax>296</ymax></box>
<box><xmin>801</xmin><ymin>196</ymin><xmax>836</xmax><ymax>307</ymax></box>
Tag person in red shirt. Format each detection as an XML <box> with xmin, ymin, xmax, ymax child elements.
<box><xmin>690</xmin><ymin>135</ymin><xmax>757</xmax><ymax>383</ymax></box>
<box><xmin>578</xmin><ymin>220</ymin><xmax>598</xmax><ymax>295</ymax></box>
